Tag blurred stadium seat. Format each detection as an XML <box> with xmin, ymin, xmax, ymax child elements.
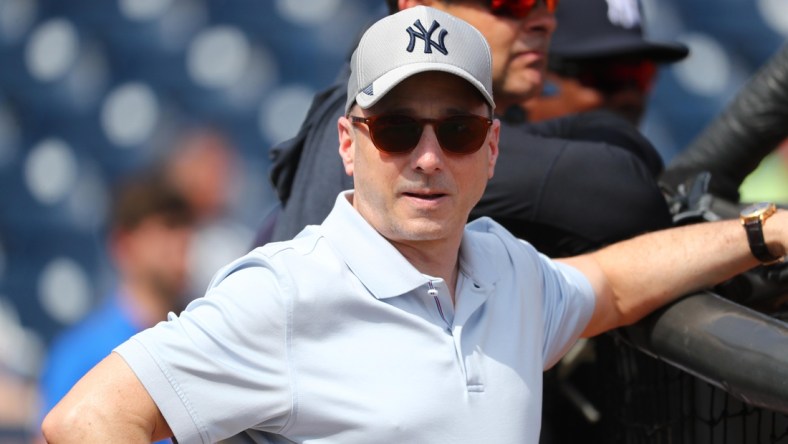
<box><xmin>640</xmin><ymin>0</ymin><xmax>788</xmax><ymax>161</ymax></box>
<box><xmin>0</xmin><ymin>0</ymin><xmax>384</xmax><ymax>356</ymax></box>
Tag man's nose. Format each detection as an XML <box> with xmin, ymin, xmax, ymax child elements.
<box><xmin>522</xmin><ymin>2</ymin><xmax>557</xmax><ymax>35</ymax></box>
<box><xmin>411</xmin><ymin>124</ymin><xmax>445</xmax><ymax>172</ymax></box>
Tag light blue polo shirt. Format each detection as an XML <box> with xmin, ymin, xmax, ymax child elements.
<box><xmin>116</xmin><ymin>191</ymin><xmax>595</xmax><ymax>444</ymax></box>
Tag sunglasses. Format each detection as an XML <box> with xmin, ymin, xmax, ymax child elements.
<box><xmin>575</xmin><ymin>60</ymin><xmax>658</xmax><ymax>94</ymax></box>
<box><xmin>490</xmin><ymin>0</ymin><xmax>559</xmax><ymax>18</ymax></box>
<box><xmin>349</xmin><ymin>114</ymin><xmax>493</xmax><ymax>155</ymax></box>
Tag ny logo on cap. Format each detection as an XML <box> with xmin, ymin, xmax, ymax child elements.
<box><xmin>606</xmin><ymin>0</ymin><xmax>641</xmax><ymax>29</ymax></box>
<box><xmin>406</xmin><ymin>19</ymin><xmax>448</xmax><ymax>55</ymax></box>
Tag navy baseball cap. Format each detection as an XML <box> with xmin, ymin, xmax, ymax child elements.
<box><xmin>550</xmin><ymin>0</ymin><xmax>689</xmax><ymax>63</ymax></box>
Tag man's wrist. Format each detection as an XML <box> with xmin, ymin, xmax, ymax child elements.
<box><xmin>764</xmin><ymin>209</ymin><xmax>786</xmax><ymax>260</ymax></box>
<box><xmin>740</xmin><ymin>203</ymin><xmax>785</xmax><ymax>265</ymax></box>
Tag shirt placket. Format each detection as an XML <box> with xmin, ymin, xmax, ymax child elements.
<box><xmin>426</xmin><ymin>277</ymin><xmax>489</xmax><ymax>393</ymax></box>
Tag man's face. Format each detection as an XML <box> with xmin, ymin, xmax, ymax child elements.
<box><xmin>338</xmin><ymin>72</ymin><xmax>499</xmax><ymax>248</ymax></box>
<box><xmin>117</xmin><ymin>216</ymin><xmax>195</xmax><ymax>307</ymax></box>
<box><xmin>418</xmin><ymin>0</ymin><xmax>557</xmax><ymax>111</ymax></box>
<box><xmin>525</xmin><ymin>58</ymin><xmax>657</xmax><ymax>125</ymax></box>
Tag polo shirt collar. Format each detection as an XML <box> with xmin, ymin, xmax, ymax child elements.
<box><xmin>459</xmin><ymin>218</ymin><xmax>502</xmax><ymax>289</ymax></box>
<box><xmin>320</xmin><ymin>191</ymin><xmax>428</xmax><ymax>299</ymax></box>
<box><xmin>320</xmin><ymin>191</ymin><xmax>501</xmax><ymax>299</ymax></box>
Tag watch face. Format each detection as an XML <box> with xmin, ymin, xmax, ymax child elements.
<box><xmin>741</xmin><ymin>202</ymin><xmax>774</xmax><ymax>219</ymax></box>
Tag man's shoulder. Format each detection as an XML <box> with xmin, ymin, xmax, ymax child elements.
<box><xmin>225</xmin><ymin>227</ymin><xmax>334</xmax><ymax>273</ymax></box>
<box><xmin>465</xmin><ymin>217</ymin><xmax>539</xmax><ymax>258</ymax></box>
<box><xmin>507</xmin><ymin>110</ymin><xmax>663</xmax><ymax>175</ymax></box>
<box><xmin>249</xmin><ymin>226</ymin><xmax>327</xmax><ymax>261</ymax></box>
<box><xmin>205</xmin><ymin>229</ymin><xmax>334</xmax><ymax>298</ymax></box>
<box><xmin>462</xmin><ymin>218</ymin><xmax>560</xmax><ymax>291</ymax></box>
<box><xmin>466</xmin><ymin>216</ymin><xmax>517</xmax><ymax>238</ymax></box>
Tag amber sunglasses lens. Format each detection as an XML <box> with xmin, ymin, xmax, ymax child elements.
<box><xmin>356</xmin><ymin>115</ymin><xmax>492</xmax><ymax>154</ymax></box>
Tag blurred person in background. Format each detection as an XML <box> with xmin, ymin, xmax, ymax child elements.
<box><xmin>532</xmin><ymin>0</ymin><xmax>788</xmax><ymax>216</ymax></box>
<box><xmin>37</xmin><ymin>173</ymin><xmax>196</xmax><ymax>443</ymax></box>
<box><xmin>163</xmin><ymin>128</ymin><xmax>237</xmax><ymax>223</ymax></box>
<box><xmin>524</xmin><ymin>0</ymin><xmax>788</xmax><ymax>227</ymax></box>
<box><xmin>519</xmin><ymin>2</ymin><xmax>788</xmax><ymax>441</ymax></box>
<box><xmin>523</xmin><ymin>0</ymin><xmax>688</xmax><ymax>125</ymax></box>
<box><xmin>514</xmin><ymin>1</ymin><xmax>690</xmax><ymax>441</ymax></box>
<box><xmin>160</xmin><ymin>127</ymin><xmax>254</xmax><ymax>299</ymax></box>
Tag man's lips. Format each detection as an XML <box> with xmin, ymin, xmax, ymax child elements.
<box><xmin>402</xmin><ymin>190</ymin><xmax>449</xmax><ymax>201</ymax></box>
<box><xmin>400</xmin><ymin>188</ymin><xmax>448</xmax><ymax>202</ymax></box>
<box><xmin>513</xmin><ymin>41</ymin><xmax>549</xmax><ymax>58</ymax></box>
<box><xmin>513</xmin><ymin>49</ymin><xmax>547</xmax><ymax>64</ymax></box>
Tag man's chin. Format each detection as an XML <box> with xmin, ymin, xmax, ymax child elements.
<box><xmin>387</xmin><ymin>220</ymin><xmax>449</xmax><ymax>243</ymax></box>
<box><xmin>151</xmin><ymin>279</ymin><xmax>187</xmax><ymax>308</ymax></box>
<box><xmin>501</xmin><ymin>75</ymin><xmax>544</xmax><ymax>103</ymax></box>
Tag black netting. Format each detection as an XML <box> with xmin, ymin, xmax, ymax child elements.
<box><xmin>542</xmin><ymin>335</ymin><xmax>788</xmax><ymax>443</ymax></box>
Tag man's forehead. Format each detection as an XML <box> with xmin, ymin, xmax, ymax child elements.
<box><xmin>384</xmin><ymin>71</ymin><xmax>484</xmax><ymax>101</ymax></box>
<box><xmin>371</xmin><ymin>72</ymin><xmax>487</xmax><ymax>110</ymax></box>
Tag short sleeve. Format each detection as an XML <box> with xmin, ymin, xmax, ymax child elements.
<box><xmin>537</xmin><ymin>254</ymin><xmax>596</xmax><ymax>369</ymax></box>
<box><xmin>115</xmin><ymin>258</ymin><xmax>294</xmax><ymax>444</ymax></box>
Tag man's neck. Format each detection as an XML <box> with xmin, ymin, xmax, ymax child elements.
<box><xmin>390</xmin><ymin>238</ymin><xmax>461</xmax><ymax>303</ymax></box>
<box><xmin>118</xmin><ymin>281</ymin><xmax>173</xmax><ymax>328</ymax></box>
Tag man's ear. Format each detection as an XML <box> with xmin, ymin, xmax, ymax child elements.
<box><xmin>487</xmin><ymin>119</ymin><xmax>501</xmax><ymax>179</ymax></box>
<box><xmin>337</xmin><ymin>116</ymin><xmax>355</xmax><ymax>177</ymax></box>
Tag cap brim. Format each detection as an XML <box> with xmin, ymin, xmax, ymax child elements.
<box><xmin>354</xmin><ymin>62</ymin><xmax>495</xmax><ymax>111</ymax></box>
<box><xmin>552</xmin><ymin>37</ymin><xmax>689</xmax><ymax>63</ymax></box>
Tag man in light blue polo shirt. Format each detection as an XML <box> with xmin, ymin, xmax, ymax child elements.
<box><xmin>42</xmin><ymin>6</ymin><xmax>788</xmax><ymax>444</ymax></box>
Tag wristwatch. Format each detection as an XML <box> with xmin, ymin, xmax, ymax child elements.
<box><xmin>740</xmin><ymin>202</ymin><xmax>784</xmax><ymax>265</ymax></box>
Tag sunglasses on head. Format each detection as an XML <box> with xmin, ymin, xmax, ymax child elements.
<box><xmin>349</xmin><ymin>114</ymin><xmax>493</xmax><ymax>155</ymax></box>
<box><xmin>490</xmin><ymin>0</ymin><xmax>559</xmax><ymax>18</ymax></box>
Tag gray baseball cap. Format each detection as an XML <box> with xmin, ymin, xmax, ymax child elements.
<box><xmin>345</xmin><ymin>6</ymin><xmax>495</xmax><ymax>115</ymax></box>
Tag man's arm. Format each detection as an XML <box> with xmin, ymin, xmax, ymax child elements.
<box><xmin>561</xmin><ymin>211</ymin><xmax>787</xmax><ymax>338</ymax></box>
<box><xmin>41</xmin><ymin>352</ymin><xmax>172</xmax><ymax>443</ymax></box>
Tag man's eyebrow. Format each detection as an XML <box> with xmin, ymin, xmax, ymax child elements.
<box><xmin>380</xmin><ymin>106</ymin><xmax>414</xmax><ymax>114</ymax></box>
<box><xmin>372</xmin><ymin>105</ymin><xmax>484</xmax><ymax>115</ymax></box>
<box><xmin>444</xmin><ymin>106</ymin><xmax>484</xmax><ymax>115</ymax></box>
